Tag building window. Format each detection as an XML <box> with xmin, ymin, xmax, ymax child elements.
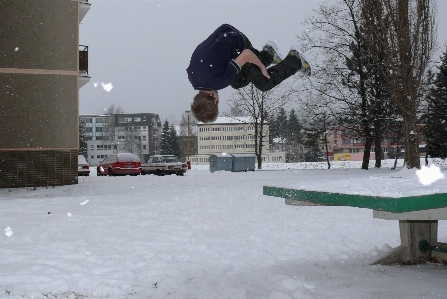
<box><xmin>349</xmin><ymin>148</ymin><xmax>360</xmax><ymax>153</ymax></box>
<box><xmin>119</xmin><ymin>117</ymin><xmax>132</xmax><ymax>123</ymax></box>
<box><xmin>134</xmin><ymin>117</ymin><xmax>141</xmax><ymax>122</ymax></box>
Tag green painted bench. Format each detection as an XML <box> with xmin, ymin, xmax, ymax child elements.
<box><xmin>263</xmin><ymin>186</ymin><xmax>447</xmax><ymax>264</ymax></box>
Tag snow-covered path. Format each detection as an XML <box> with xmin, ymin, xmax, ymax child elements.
<box><xmin>1</xmin><ymin>163</ymin><xmax>446</xmax><ymax>298</ymax></box>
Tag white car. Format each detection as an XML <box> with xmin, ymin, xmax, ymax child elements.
<box><xmin>141</xmin><ymin>155</ymin><xmax>187</xmax><ymax>176</ymax></box>
<box><xmin>78</xmin><ymin>155</ymin><xmax>90</xmax><ymax>176</ymax></box>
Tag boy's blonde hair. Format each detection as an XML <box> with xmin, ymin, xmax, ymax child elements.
<box><xmin>191</xmin><ymin>92</ymin><xmax>218</xmax><ymax>123</ymax></box>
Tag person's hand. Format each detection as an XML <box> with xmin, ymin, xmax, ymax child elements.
<box><xmin>260</xmin><ymin>66</ymin><xmax>270</xmax><ymax>80</ymax></box>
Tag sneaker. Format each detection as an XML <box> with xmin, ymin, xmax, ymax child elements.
<box><xmin>289</xmin><ymin>46</ymin><xmax>311</xmax><ymax>77</ymax></box>
<box><xmin>263</xmin><ymin>40</ymin><xmax>283</xmax><ymax>64</ymax></box>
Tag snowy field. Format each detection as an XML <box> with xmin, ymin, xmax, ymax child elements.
<box><xmin>1</xmin><ymin>159</ymin><xmax>446</xmax><ymax>299</ymax></box>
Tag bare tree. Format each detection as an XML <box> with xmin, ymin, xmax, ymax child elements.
<box><xmin>227</xmin><ymin>84</ymin><xmax>293</xmax><ymax>169</ymax></box>
<box><xmin>119</xmin><ymin>125</ymin><xmax>143</xmax><ymax>156</ymax></box>
<box><xmin>360</xmin><ymin>0</ymin><xmax>436</xmax><ymax>169</ymax></box>
<box><xmin>179</xmin><ymin>112</ymin><xmax>198</xmax><ymax>159</ymax></box>
<box><xmin>104</xmin><ymin>104</ymin><xmax>124</xmax><ymax>151</ymax></box>
<box><xmin>299</xmin><ymin>0</ymin><xmax>399</xmax><ymax>170</ymax></box>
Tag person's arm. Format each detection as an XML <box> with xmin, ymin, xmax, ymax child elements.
<box><xmin>234</xmin><ymin>49</ymin><xmax>270</xmax><ymax>79</ymax></box>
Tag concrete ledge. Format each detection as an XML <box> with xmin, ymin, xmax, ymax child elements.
<box><xmin>373</xmin><ymin>208</ymin><xmax>447</xmax><ymax>220</ymax></box>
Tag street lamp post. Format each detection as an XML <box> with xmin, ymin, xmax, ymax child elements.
<box><xmin>185</xmin><ymin>110</ymin><xmax>191</xmax><ymax>161</ymax></box>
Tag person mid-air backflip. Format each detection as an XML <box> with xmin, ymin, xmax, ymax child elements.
<box><xmin>186</xmin><ymin>24</ymin><xmax>311</xmax><ymax>123</ymax></box>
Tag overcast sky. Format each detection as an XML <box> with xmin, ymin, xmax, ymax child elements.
<box><xmin>79</xmin><ymin>0</ymin><xmax>447</xmax><ymax>124</ymax></box>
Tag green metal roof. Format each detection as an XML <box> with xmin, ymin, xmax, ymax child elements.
<box><xmin>263</xmin><ymin>186</ymin><xmax>447</xmax><ymax>213</ymax></box>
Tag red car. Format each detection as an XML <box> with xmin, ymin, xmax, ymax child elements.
<box><xmin>97</xmin><ymin>153</ymin><xmax>141</xmax><ymax>176</ymax></box>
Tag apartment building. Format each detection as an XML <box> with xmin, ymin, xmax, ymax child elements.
<box><xmin>0</xmin><ymin>0</ymin><xmax>91</xmax><ymax>188</ymax></box>
<box><xmin>190</xmin><ymin>117</ymin><xmax>285</xmax><ymax>165</ymax></box>
<box><xmin>80</xmin><ymin>113</ymin><xmax>161</xmax><ymax>166</ymax></box>
<box><xmin>327</xmin><ymin>126</ymin><xmax>427</xmax><ymax>161</ymax></box>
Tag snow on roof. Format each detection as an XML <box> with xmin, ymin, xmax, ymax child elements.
<box><xmin>198</xmin><ymin>117</ymin><xmax>258</xmax><ymax>125</ymax></box>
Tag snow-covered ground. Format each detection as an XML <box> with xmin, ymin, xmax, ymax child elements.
<box><xmin>1</xmin><ymin>159</ymin><xmax>446</xmax><ymax>299</ymax></box>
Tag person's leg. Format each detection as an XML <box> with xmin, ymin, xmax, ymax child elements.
<box><xmin>231</xmin><ymin>35</ymin><xmax>274</xmax><ymax>89</ymax></box>
<box><xmin>239</xmin><ymin>53</ymin><xmax>302</xmax><ymax>92</ymax></box>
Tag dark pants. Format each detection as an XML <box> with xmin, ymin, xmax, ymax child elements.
<box><xmin>231</xmin><ymin>35</ymin><xmax>302</xmax><ymax>92</ymax></box>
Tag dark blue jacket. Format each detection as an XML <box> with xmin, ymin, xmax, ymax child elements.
<box><xmin>187</xmin><ymin>24</ymin><xmax>245</xmax><ymax>91</ymax></box>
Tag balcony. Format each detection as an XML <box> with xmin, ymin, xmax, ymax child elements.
<box><xmin>79</xmin><ymin>45</ymin><xmax>90</xmax><ymax>88</ymax></box>
<box><xmin>79</xmin><ymin>0</ymin><xmax>91</xmax><ymax>23</ymax></box>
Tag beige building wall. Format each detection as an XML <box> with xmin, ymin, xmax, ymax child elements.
<box><xmin>0</xmin><ymin>0</ymin><xmax>82</xmax><ymax>188</ymax></box>
<box><xmin>192</xmin><ymin>117</ymin><xmax>285</xmax><ymax>165</ymax></box>
<box><xmin>197</xmin><ymin>121</ymin><xmax>269</xmax><ymax>155</ymax></box>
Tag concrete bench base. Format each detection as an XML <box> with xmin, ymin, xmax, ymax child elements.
<box><xmin>265</xmin><ymin>187</ymin><xmax>447</xmax><ymax>265</ymax></box>
<box><xmin>373</xmin><ymin>220</ymin><xmax>442</xmax><ymax>265</ymax></box>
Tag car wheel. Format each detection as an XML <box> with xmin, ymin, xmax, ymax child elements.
<box><xmin>109</xmin><ymin>168</ymin><xmax>114</xmax><ymax>177</ymax></box>
<box><xmin>156</xmin><ymin>169</ymin><xmax>162</xmax><ymax>176</ymax></box>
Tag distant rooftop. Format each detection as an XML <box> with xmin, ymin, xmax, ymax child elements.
<box><xmin>198</xmin><ymin>117</ymin><xmax>259</xmax><ymax>125</ymax></box>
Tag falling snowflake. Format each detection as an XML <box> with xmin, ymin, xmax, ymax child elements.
<box><xmin>101</xmin><ymin>82</ymin><xmax>113</xmax><ymax>92</ymax></box>
<box><xmin>415</xmin><ymin>165</ymin><xmax>445</xmax><ymax>186</ymax></box>
<box><xmin>4</xmin><ymin>227</ymin><xmax>13</xmax><ymax>237</ymax></box>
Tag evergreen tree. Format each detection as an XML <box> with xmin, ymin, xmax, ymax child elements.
<box><xmin>160</xmin><ymin>120</ymin><xmax>182</xmax><ymax>157</ymax></box>
<box><xmin>302</xmin><ymin>127</ymin><xmax>323</xmax><ymax>162</ymax></box>
<box><xmin>160</xmin><ymin>120</ymin><xmax>171</xmax><ymax>155</ymax></box>
<box><xmin>286</xmin><ymin>109</ymin><xmax>302</xmax><ymax>162</ymax></box>
<box><xmin>426</xmin><ymin>47</ymin><xmax>447</xmax><ymax>159</ymax></box>
<box><xmin>78</xmin><ymin>118</ymin><xmax>88</xmax><ymax>158</ymax></box>
<box><xmin>275</xmin><ymin>108</ymin><xmax>288</xmax><ymax>140</ymax></box>
<box><xmin>168</xmin><ymin>124</ymin><xmax>182</xmax><ymax>158</ymax></box>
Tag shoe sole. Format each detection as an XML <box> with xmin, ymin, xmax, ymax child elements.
<box><xmin>264</xmin><ymin>41</ymin><xmax>283</xmax><ymax>64</ymax></box>
<box><xmin>289</xmin><ymin>46</ymin><xmax>311</xmax><ymax>77</ymax></box>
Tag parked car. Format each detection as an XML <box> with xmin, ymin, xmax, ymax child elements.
<box><xmin>141</xmin><ymin>155</ymin><xmax>187</xmax><ymax>176</ymax></box>
<box><xmin>78</xmin><ymin>155</ymin><xmax>90</xmax><ymax>176</ymax></box>
<box><xmin>97</xmin><ymin>153</ymin><xmax>141</xmax><ymax>176</ymax></box>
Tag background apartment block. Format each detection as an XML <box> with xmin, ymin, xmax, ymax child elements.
<box><xmin>191</xmin><ymin>117</ymin><xmax>285</xmax><ymax>165</ymax></box>
<box><xmin>0</xmin><ymin>0</ymin><xmax>91</xmax><ymax>188</ymax></box>
<box><xmin>80</xmin><ymin>113</ymin><xmax>161</xmax><ymax>166</ymax></box>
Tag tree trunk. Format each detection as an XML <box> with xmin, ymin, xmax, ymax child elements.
<box><xmin>324</xmin><ymin>132</ymin><xmax>331</xmax><ymax>170</ymax></box>
<box><xmin>362</xmin><ymin>134</ymin><xmax>373</xmax><ymax>170</ymax></box>
<box><xmin>374</xmin><ymin>127</ymin><xmax>382</xmax><ymax>168</ymax></box>
<box><xmin>403</xmin><ymin>116</ymin><xmax>421</xmax><ymax>169</ymax></box>
<box><xmin>257</xmin><ymin>154</ymin><xmax>262</xmax><ymax>170</ymax></box>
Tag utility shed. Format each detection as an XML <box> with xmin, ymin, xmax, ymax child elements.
<box><xmin>209</xmin><ymin>154</ymin><xmax>233</xmax><ymax>173</ymax></box>
<box><xmin>209</xmin><ymin>154</ymin><xmax>256</xmax><ymax>173</ymax></box>
<box><xmin>231</xmin><ymin>154</ymin><xmax>255</xmax><ymax>172</ymax></box>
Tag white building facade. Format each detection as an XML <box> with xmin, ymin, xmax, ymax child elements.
<box><xmin>80</xmin><ymin>113</ymin><xmax>161</xmax><ymax>166</ymax></box>
<box><xmin>190</xmin><ymin>117</ymin><xmax>285</xmax><ymax>165</ymax></box>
